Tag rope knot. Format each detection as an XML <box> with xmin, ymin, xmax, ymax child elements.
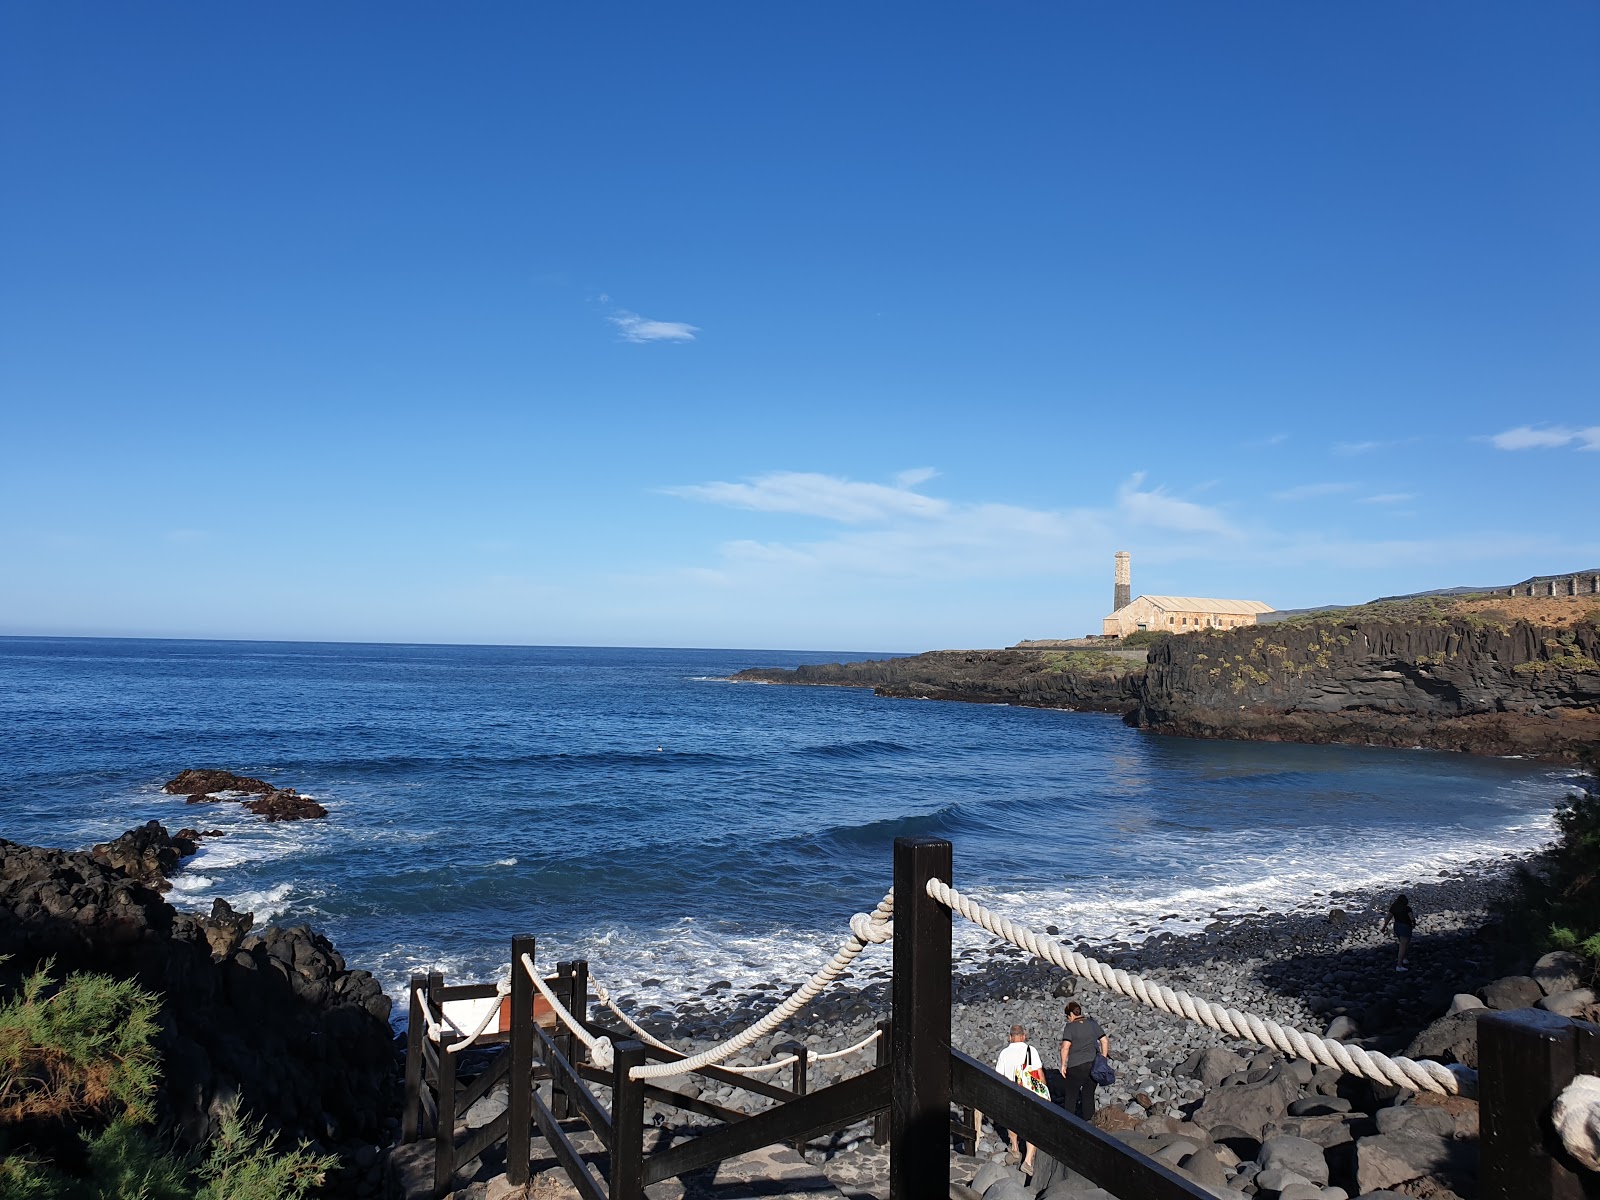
<box><xmin>850</xmin><ymin>912</ymin><xmax>893</xmax><ymax>944</ymax></box>
<box><xmin>590</xmin><ymin>1035</ymin><xmax>615</xmax><ymax>1072</ymax></box>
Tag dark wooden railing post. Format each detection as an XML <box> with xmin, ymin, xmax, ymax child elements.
<box><xmin>570</xmin><ymin>958</ymin><xmax>590</xmax><ymax>1031</ymax></box>
<box><xmin>553</xmin><ymin>961</ymin><xmax>574</xmax><ymax>1118</ymax></box>
<box><xmin>507</xmin><ymin>935</ymin><xmax>536</xmax><ymax>1187</ymax></box>
<box><xmin>402</xmin><ymin>975</ymin><xmax>426</xmax><ymax>1142</ymax></box>
<box><xmin>891</xmin><ymin>836</ymin><xmax>953</xmax><ymax>1200</ymax></box>
<box><xmin>1480</xmin><ymin>1008</ymin><xmax>1600</xmax><ymax>1200</ymax></box>
<box><xmin>873</xmin><ymin>1019</ymin><xmax>891</xmax><ymax>1145</ymax></box>
<box><xmin>776</xmin><ymin>1040</ymin><xmax>809</xmax><ymax>1150</ymax></box>
<box><xmin>610</xmin><ymin>1039</ymin><xmax>648</xmax><ymax>1200</ymax></box>
<box><xmin>433</xmin><ymin>1030</ymin><xmax>460</xmax><ymax>1199</ymax></box>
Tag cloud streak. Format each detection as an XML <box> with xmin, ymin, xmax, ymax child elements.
<box><xmin>1484</xmin><ymin>425</ymin><xmax>1600</xmax><ymax>451</ymax></box>
<box><xmin>1272</xmin><ymin>482</ymin><xmax>1357</xmax><ymax>502</ymax></box>
<box><xmin>663</xmin><ymin>471</ymin><xmax>950</xmax><ymax>523</ymax></box>
<box><xmin>609</xmin><ymin>310</ymin><xmax>699</xmax><ymax>343</ymax></box>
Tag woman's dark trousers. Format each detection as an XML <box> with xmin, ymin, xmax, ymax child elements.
<box><xmin>1063</xmin><ymin>1062</ymin><xmax>1098</xmax><ymax>1119</ymax></box>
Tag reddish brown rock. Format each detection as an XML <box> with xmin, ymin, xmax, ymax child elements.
<box><xmin>162</xmin><ymin>768</ymin><xmax>275</xmax><ymax>797</ymax></box>
<box><xmin>241</xmin><ymin>788</ymin><xmax>328</xmax><ymax>822</ymax></box>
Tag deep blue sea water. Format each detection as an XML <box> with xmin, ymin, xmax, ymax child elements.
<box><xmin>0</xmin><ymin>637</ymin><xmax>1575</xmax><ymax>1014</ymax></box>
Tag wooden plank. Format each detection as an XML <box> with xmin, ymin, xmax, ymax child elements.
<box><xmin>891</xmin><ymin>836</ymin><xmax>952</xmax><ymax>1200</ymax></box>
<box><xmin>508</xmin><ymin>933</ymin><xmax>536</xmax><ymax>1187</ymax></box>
<box><xmin>530</xmin><ymin>1086</ymin><xmax>609</xmax><ymax>1200</ymax></box>
<box><xmin>535</xmin><ymin>1020</ymin><xmax>614</xmax><ymax>1147</ymax></box>
<box><xmin>457</xmin><ymin>1050</ymin><xmax>510</xmax><ymax>1114</ymax></box>
<box><xmin>434</xmin><ymin>1032</ymin><xmax>460</xmax><ymax>1199</ymax></box>
<box><xmin>951</xmin><ymin>1051</ymin><xmax>1214</xmax><ymax>1200</ymax></box>
<box><xmin>403</xmin><ymin>976</ymin><xmax>427</xmax><ymax>1143</ymax></box>
<box><xmin>458</xmin><ymin>1109</ymin><xmax>510</xmax><ymax>1167</ymax></box>
<box><xmin>641</xmin><ymin>1066</ymin><xmax>891</xmax><ymax>1186</ymax></box>
<box><xmin>611</xmin><ymin>1041</ymin><xmax>647</xmax><ymax>1200</ymax></box>
<box><xmin>434</xmin><ymin>982</ymin><xmax>505</xmax><ymax>1002</ymax></box>
<box><xmin>1479</xmin><ymin>1008</ymin><xmax>1587</xmax><ymax>1200</ymax></box>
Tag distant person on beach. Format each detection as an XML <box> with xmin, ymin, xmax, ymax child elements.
<box><xmin>990</xmin><ymin>1024</ymin><xmax>1049</xmax><ymax>1173</ymax></box>
<box><xmin>1382</xmin><ymin>894</ymin><xmax>1415</xmax><ymax>971</ymax></box>
<box><xmin>1059</xmin><ymin>1001</ymin><xmax>1109</xmax><ymax>1119</ymax></box>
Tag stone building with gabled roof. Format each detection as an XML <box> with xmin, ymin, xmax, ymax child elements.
<box><xmin>1103</xmin><ymin>594</ymin><xmax>1274</xmax><ymax>638</ymax></box>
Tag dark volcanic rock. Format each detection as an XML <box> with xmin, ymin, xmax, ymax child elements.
<box><xmin>1131</xmin><ymin>612</ymin><xmax>1600</xmax><ymax>762</ymax></box>
<box><xmin>240</xmin><ymin>788</ymin><xmax>328</xmax><ymax>822</ymax></box>
<box><xmin>732</xmin><ymin>649</ymin><xmax>1145</xmax><ymax>714</ymax></box>
<box><xmin>90</xmin><ymin>819</ymin><xmax>202</xmax><ymax>889</ymax></box>
<box><xmin>163</xmin><ymin>768</ymin><xmax>276</xmax><ymax>797</ymax></box>
<box><xmin>0</xmin><ymin>835</ymin><xmax>396</xmax><ymax>1146</ymax></box>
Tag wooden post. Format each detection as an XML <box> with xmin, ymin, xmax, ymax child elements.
<box><xmin>1480</xmin><ymin>1008</ymin><xmax>1600</xmax><ymax>1200</ymax></box>
<box><xmin>403</xmin><ymin>975</ymin><xmax>426</xmax><ymax>1142</ymax></box>
<box><xmin>508</xmin><ymin>935</ymin><xmax>536</xmax><ymax>1187</ymax></box>
<box><xmin>873</xmin><ymin>1019</ymin><xmax>891</xmax><ymax>1146</ymax></box>
<box><xmin>890</xmin><ymin>836</ymin><xmax>953</xmax><ymax>1200</ymax></box>
<box><xmin>434</xmin><ymin>1031</ymin><xmax>460</xmax><ymax>1199</ymax></box>
<box><xmin>777</xmin><ymin>1040</ymin><xmax>810</xmax><ymax>1151</ymax></box>
<box><xmin>553</xmin><ymin>961</ymin><xmax>574</xmax><ymax>1119</ymax></box>
<box><xmin>571</xmin><ymin>958</ymin><xmax>590</xmax><ymax>1031</ymax></box>
<box><xmin>610</xmin><ymin>1039</ymin><xmax>648</xmax><ymax>1200</ymax></box>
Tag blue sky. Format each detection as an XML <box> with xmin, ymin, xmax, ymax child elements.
<box><xmin>2</xmin><ymin>3</ymin><xmax>1596</xmax><ymax>651</ymax></box>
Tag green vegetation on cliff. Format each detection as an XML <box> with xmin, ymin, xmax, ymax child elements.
<box><xmin>0</xmin><ymin>964</ymin><xmax>335</xmax><ymax>1200</ymax></box>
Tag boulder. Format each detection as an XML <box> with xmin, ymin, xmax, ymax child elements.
<box><xmin>1187</xmin><ymin>1047</ymin><xmax>1250</xmax><ymax>1088</ymax></box>
<box><xmin>1404</xmin><ymin>1011</ymin><xmax>1479</xmax><ymax>1068</ymax></box>
<box><xmin>1533</xmin><ymin>950</ymin><xmax>1586</xmax><ymax>997</ymax></box>
<box><xmin>1354</xmin><ymin>1130</ymin><xmax>1459</xmax><ymax>1195</ymax></box>
<box><xmin>1289</xmin><ymin>1096</ymin><xmax>1351</xmax><ymax>1117</ymax></box>
<box><xmin>983</xmin><ymin>1179</ymin><xmax>1032</xmax><ymax>1200</ymax></box>
<box><xmin>200</xmin><ymin>897</ymin><xmax>253</xmax><ymax>960</ymax></box>
<box><xmin>1191</xmin><ymin>1075</ymin><xmax>1298</xmax><ymax>1139</ymax></box>
<box><xmin>1446</xmin><ymin>993</ymin><xmax>1486</xmax><ymax>1017</ymax></box>
<box><xmin>90</xmin><ymin>819</ymin><xmax>201</xmax><ymax>888</ymax></box>
<box><xmin>1537</xmin><ymin>987</ymin><xmax>1597</xmax><ymax>1018</ymax></box>
<box><xmin>1258</xmin><ymin>1135</ymin><xmax>1331</xmax><ymax>1186</ymax></box>
<box><xmin>1325</xmin><ymin>1015</ymin><xmax>1360</xmax><ymax>1040</ymax></box>
<box><xmin>1480</xmin><ymin>975</ymin><xmax>1543</xmax><ymax>1011</ymax></box>
<box><xmin>1264</xmin><ymin>1115</ymin><xmax>1363</xmax><ymax>1149</ymax></box>
<box><xmin>1178</xmin><ymin>1147</ymin><xmax>1228</xmax><ymax>1189</ymax></box>
<box><xmin>969</xmin><ymin>1162</ymin><xmax>1014</xmax><ymax>1195</ymax></box>
<box><xmin>1256</xmin><ymin>1167</ymin><xmax>1312</xmax><ymax>1192</ymax></box>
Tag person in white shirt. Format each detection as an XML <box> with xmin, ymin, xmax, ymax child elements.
<box><xmin>991</xmin><ymin>1024</ymin><xmax>1045</xmax><ymax>1174</ymax></box>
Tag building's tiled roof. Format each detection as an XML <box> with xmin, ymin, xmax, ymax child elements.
<box><xmin>1128</xmin><ymin>596</ymin><xmax>1275</xmax><ymax>615</ymax></box>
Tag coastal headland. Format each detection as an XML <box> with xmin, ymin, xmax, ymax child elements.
<box><xmin>732</xmin><ymin>594</ymin><xmax>1600</xmax><ymax>763</ymax></box>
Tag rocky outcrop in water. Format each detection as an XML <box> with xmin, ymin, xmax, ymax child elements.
<box><xmin>163</xmin><ymin>767</ymin><xmax>328</xmax><ymax>821</ymax></box>
<box><xmin>1132</xmin><ymin>612</ymin><xmax>1600</xmax><ymax>761</ymax></box>
<box><xmin>732</xmin><ymin>649</ymin><xmax>1143</xmax><ymax>713</ymax></box>
<box><xmin>90</xmin><ymin>819</ymin><xmax>206</xmax><ymax>888</ymax></box>
<box><xmin>0</xmin><ymin>828</ymin><xmax>397</xmax><ymax>1149</ymax></box>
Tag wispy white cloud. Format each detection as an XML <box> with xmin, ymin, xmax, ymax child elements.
<box><xmin>1244</xmin><ymin>432</ymin><xmax>1289</xmax><ymax>448</ymax></box>
<box><xmin>1484</xmin><ymin>424</ymin><xmax>1600</xmax><ymax>451</ymax></box>
<box><xmin>895</xmin><ymin>467</ymin><xmax>939</xmax><ymax>487</ymax></box>
<box><xmin>1360</xmin><ymin>492</ymin><xmax>1416</xmax><ymax>505</ymax></box>
<box><xmin>1116</xmin><ymin>473</ymin><xmax>1238</xmax><ymax>536</ymax></box>
<box><xmin>609</xmin><ymin>310</ymin><xmax>699</xmax><ymax>343</ymax></box>
<box><xmin>1271</xmin><ymin>482</ymin><xmax>1357</xmax><ymax>502</ymax></box>
<box><xmin>664</xmin><ymin>471</ymin><xmax>950</xmax><ymax>524</ymax></box>
<box><xmin>1333</xmin><ymin>439</ymin><xmax>1402</xmax><ymax>456</ymax></box>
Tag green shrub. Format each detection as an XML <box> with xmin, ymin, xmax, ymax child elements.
<box><xmin>0</xmin><ymin>968</ymin><xmax>335</xmax><ymax>1200</ymax></box>
<box><xmin>1496</xmin><ymin>763</ymin><xmax>1600</xmax><ymax>974</ymax></box>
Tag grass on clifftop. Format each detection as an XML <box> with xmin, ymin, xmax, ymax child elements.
<box><xmin>0</xmin><ymin>964</ymin><xmax>335</xmax><ymax>1200</ymax></box>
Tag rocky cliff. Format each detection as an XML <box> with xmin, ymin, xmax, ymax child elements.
<box><xmin>1132</xmin><ymin>607</ymin><xmax>1600</xmax><ymax>760</ymax></box>
<box><xmin>734</xmin><ymin>601</ymin><xmax>1600</xmax><ymax>761</ymax></box>
<box><xmin>0</xmin><ymin>824</ymin><xmax>398</xmax><ymax>1152</ymax></box>
<box><xmin>733</xmin><ymin>649</ymin><xmax>1143</xmax><ymax>712</ymax></box>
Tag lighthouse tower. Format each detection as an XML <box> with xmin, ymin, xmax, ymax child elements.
<box><xmin>1113</xmin><ymin>551</ymin><xmax>1131</xmax><ymax>613</ymax></box>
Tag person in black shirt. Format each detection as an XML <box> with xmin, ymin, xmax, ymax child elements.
<box><xmin>1382</xmin><ymin>894</ymin><xmax>1415</xmax><ymax>971</ymax></box>
<box><xmin>1058</xmin><ymin>1001</ymin><xmax>1109</xmax><ymax>1119</ymax></box>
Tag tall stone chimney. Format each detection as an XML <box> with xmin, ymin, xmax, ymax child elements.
<box><xmin>1114</xmin><ymin>551</ymin><xmax>1131</xmax><ymax>612</ymax></box>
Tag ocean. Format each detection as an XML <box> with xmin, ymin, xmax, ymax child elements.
<box><xmin>0</xmin><ymin>636</ymin><xmax>1575</xmax><ymax>1017</ymax></box>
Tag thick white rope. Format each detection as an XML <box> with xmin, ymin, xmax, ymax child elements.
<box><xmin>625</xmin><ymin>890</ymin><xmax>894</xmax><ymax>1082</ymax></box>
<box><xmin>927</xmin><ymin>878</ymin><xmax>1461</xmax><ymax>1096</ymax></box>
<box><xmin>521</xmin><ymin>953</ymin><xmax>617</xmax><ymax>1071</ymax></box>
<box><xmin>593</xmin><ymin>978</ymin><xmax>882</xmax><ymax>1075</ymax></box>
<box><xmin>418</xmin><ymin>980</ymin><xmax>511</xmax><ymax>1054</ymax></box>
